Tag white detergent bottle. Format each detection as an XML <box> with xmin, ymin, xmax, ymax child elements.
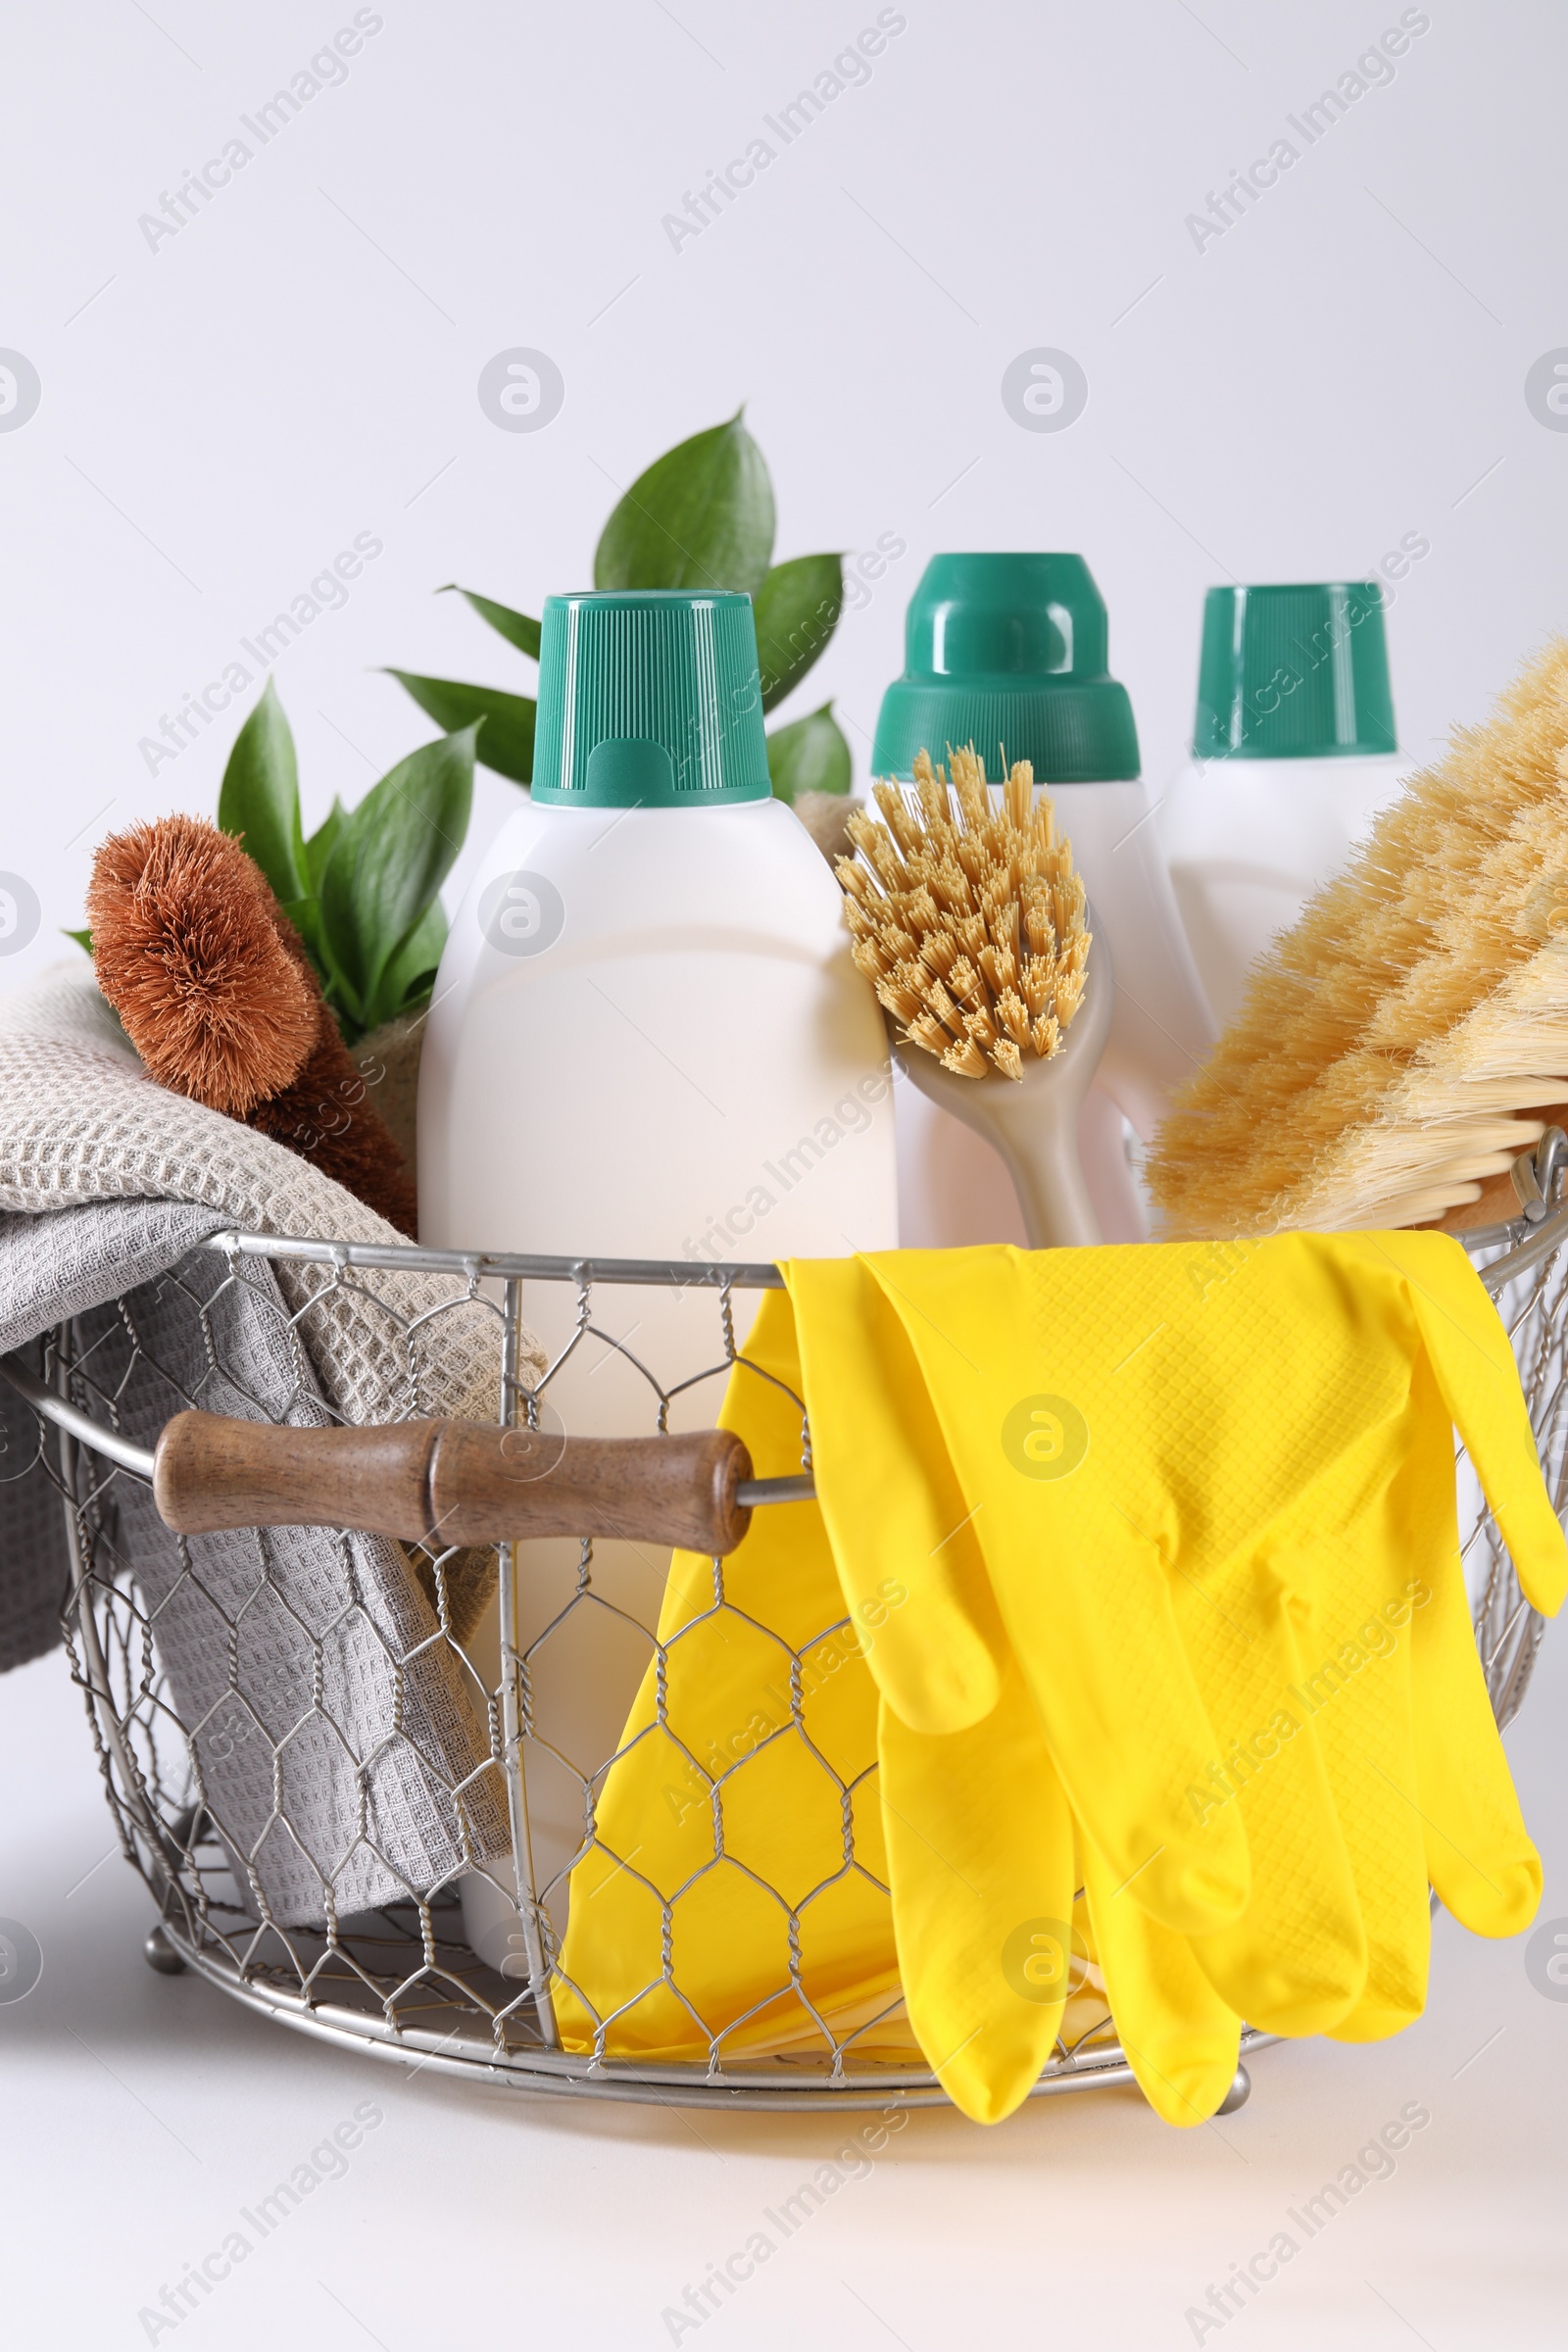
<box><xmin>1159</xmin><ymin>582</ymin><xmax>1412</xmax><ymax>1026</ymax></box>
<box><xmin>873</xmin><ymin>554</ymin><xmax>1215</xmax><ymax>1246</ymax></box>
<box><xmin>417</xmin><ymin>589</ymin><xmax>898</xmax><ymax>1980</ymax></box>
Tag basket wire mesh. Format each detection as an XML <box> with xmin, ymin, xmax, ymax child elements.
<box><xmin>13</xmin><ymin>1182</ymin><xmax>1568</xmax><ymax>2114</ymax></box>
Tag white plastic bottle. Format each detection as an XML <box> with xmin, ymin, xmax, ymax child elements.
<box><xmin>872</xmin><ymin>555</ymin><xmax>1214</xmax><ymax>1246</ymax></box>
<box><xmin>1159</xmin><ymin>583</ymin><xmax>1412</xmax><ymax>1026</ymax></box>
<box><xmin>417</xmin><ymin>590</ymin><xmax>898</xmax><ymax>1975</ymax></box>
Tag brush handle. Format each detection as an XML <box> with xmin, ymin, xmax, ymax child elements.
<box><xmin>889</xmin><ymin>909</ymin><xmax>1116</xmax><ymax>1249</ymax></box>
<box><xmin>152</xmin><ymin>1412</ymin><xmax>754</xmax><ymax>1556</ymax></box>
<box><xmin>986</xmin><ymin>1113</ymin><xmax>1103</xmax><ymax>1250</ymax></box>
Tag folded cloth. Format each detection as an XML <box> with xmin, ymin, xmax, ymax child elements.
<box><xmin>0</xmin><ymin>1199</ymin><xmax>234</xmax><ymax>1669</ymax></box>
<box><xmin>0</xmin><ymin>964</ymin><xmax>516</xmax><ymax>1426</ymax></box>
<box><xmin>0</xmin><ymin>1334</ymin><xmax>69</xmax><ymax>1673</ymax></box>
<box><xmin>0</xmin><ymin>962</ymin><xmax>548</xmax><ymax>1925</ymax></box>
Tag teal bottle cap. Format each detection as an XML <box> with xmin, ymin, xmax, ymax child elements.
<box><xmin>871</xmin><ymin>553</ymin><xmax>1141</xmax><ymax>785</ymax></box>
<box><xmin>530</xmin><ymin>590</ymin><xmax>772</xmax><ymax>807</ymax></box>
<box><xmin>1194</xmin><ymin>583</ymin><xmax>1398</xmax><ymax>760</ymax></box>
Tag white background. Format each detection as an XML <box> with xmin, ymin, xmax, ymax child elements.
<box><xmin>2</xmin><ymin>0</ymin><xmax>1566</xmax><ymax>958</ymax></box>
<box><xmin>2</xmin><ymin>1</ymin><xmax>1566</xmax><ymax>2344</ymax></box>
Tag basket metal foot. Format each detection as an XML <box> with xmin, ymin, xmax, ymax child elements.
<box><xmin>1216</xmin><ymin>2064</ymin><xmax>1250</xmax><ymax>2116</ymax></box>
<box><xmin>144</xmin><ymin>1925</ymin><xmax>186</xmax><ymax>1976</ymax></box>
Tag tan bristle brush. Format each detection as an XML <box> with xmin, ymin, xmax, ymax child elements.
<box><xmin>1149</xmin><ymin>640</ymin><xmax>1568</xmax><ymax>1239</ymax></box>
<box><xmin>839</xmin><ymin>745</ymin><xmax>1091</xmax><ymax>1077</ymax></box>
<box><xmin>836</xmin><ymin>744</ymin><xmax>1113</xmax><ymax>1245</ymax></box>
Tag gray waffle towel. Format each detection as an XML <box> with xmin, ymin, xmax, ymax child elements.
<box><xmin>0</xmin><ymin>963</ymin><xmax>547</xmax><ymax>1926</ymax></box>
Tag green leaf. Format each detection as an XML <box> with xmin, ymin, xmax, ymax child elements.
<box><xmin>593</xmin><ymin>412</ymin><xmax>775</xmax><ymax>595</ymax></box>
<box><xmin>318</xmin><ymin>973</ymin><xmax>365</xmax><ymax>1046</ymax></box>
<box><xmin>438</xmin><ymin>585</ymin><xmax>542</xmax><ymax>662</ymax></box>
<box><xmin>318</xmin><ymin>725</ymin><xmax>476</xmax><ymax>1034</ymax></box>
<box><xmin>303</xmin><ymin>800</ymin><xmax>346</xmax><ymax>893</ymax></box>
<box><xmin>754</xmin><ymin>555</ymin><xmax>843</xmax><ymax>713</ymax></box>
<box><xmin>372</xmin><ymin>897</ymin><xmax>448</xmax><ymax>1026</ymax></box>
<box><xmin>279</xmin><ymin>895</ymin><xmax>326</xmax><ymax>975</ymax></box>
<box><xmin>64</xmin><ymin>927</ymin><xmax>92</xmax><ymax>955</ymax></box>
<box><xmin>765</xmin><ymin>703</ymin><xmax>853</xmax><ymax>804</ymax></box>
<box><xmin>386</xmin><ymin>670</ymin><xmax>536</xmax><ymax>784</ymax></box>
<box><xmin>263</xmin><ymin>810</ymin><xmax>345</xmax><ymax>984</ymax></box>
<box><xmin>218</xmin><ymin>679</ymin><xmax>306</xmax><ymax>904</ymax></box>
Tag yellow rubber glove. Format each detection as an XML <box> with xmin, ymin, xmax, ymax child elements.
<box><xmin>1100</xmin><ymin>1336</ymin><xmax>1547</xmax><ymax>2074</ymax></box>
<box><xmin>1071</xmin><ymin>1419</ymin><xmax>1418</xmax><ymax>2109</ymax></box>
<box><xmin>843</xmin><ymin>1236</ymin><xmax>1563</xmax><ymax>2075</ymax></box>
<box><xmin>564</xmin><ymin>1233</ymin><xmax>1562</xmax><ymax>2126</ymax></box>
<box><xmin>783</xmin><ymin>1256</ymin><xmax>1099</xmax><ymax>2121</ymax></box>
<box><xmin>1078</xmin><ymin>1825</ymin><xmax>1244</xmax><ymax>2128</ymax></box>
<box><xmin>555</xmin><ymin>1289</ymin><xmax>898</xmax><ymax>2060</ymax></box>
<box><xmin>1232</xmin><ymin>1238</ymin><xmax>1556</xmax><ymax>2032</ymax></box>
<box><xmin>1352</xmin><ymin>1231</ymin><xmax>1567</xmax><ymax>1619</ymax></box>
<box><xmin>1243</xmin><ymin>1401</ymin><xmax>1434</xmax><ymax>2046</ymax></box>
<box><xmin>784</xmin><ymin>1255</ymin><xmax>1007</xmax><ymax>1735</ymax></box>
<box><xmin>1388</xmin><ymin>1365</ymin><xmax>1544</xmax><ymax>1942</ymax></box>
<box><xmin>856</xmin><ymin>1242</ymin><xmax>1414</xmax><ymax>1946</ymax></box>
<box><xmin>1167</xmin><ymin>1531</ymin><xmax>1370</xmax><ymax>2038</ymax></box>
<box><xmin>877</xmin><ymin>1661</ymin><xmax>1076</xmax><ymax>2123</ymax></box>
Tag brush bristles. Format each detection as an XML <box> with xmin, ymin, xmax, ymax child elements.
<box><xmin>1148</xmin><ymin>638</ymin><xmax>1568</xmax><ymax>1235</ymax></box>
<box><xmin>87</xmin><ymin>816</ymin><xmax>318</xmax><ymax>1114</ymax></box>
<box><xmin>834</xmin><ymin>744</ymin><xmax>1090</xmax><ymax>1082</ymax></box>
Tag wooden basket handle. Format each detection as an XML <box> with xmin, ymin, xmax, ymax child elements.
<box><xmin>152</xmin><ymin>1413</ymin><xmax>754</xmax><ymax>1557</ymax></box>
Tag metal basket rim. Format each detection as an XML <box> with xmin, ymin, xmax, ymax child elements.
<box><xmin>32</xmin><ymin>1193</ymin><xmax>1568</xmax><ymax>2113</ymax></box>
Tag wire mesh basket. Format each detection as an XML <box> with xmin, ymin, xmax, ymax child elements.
<box><xmin>6</xmin><ymin>1162</ymin><xmax>1566</xmax><ymax>2116</ymax></box>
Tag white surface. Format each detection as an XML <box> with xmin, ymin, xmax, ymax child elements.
<box><xmin>1</xmin><ymin>1619</ymin><xmax>1563</xmax><ymax>2347</ymax></box>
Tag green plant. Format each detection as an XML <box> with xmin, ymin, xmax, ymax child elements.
<box><xmin>388</xmin><ymin>412</ymin><xmax>853</xmax><ymax>803</ymax></box>
<box><xmin>216</xmin><ymin>679</ymin><xmax>475</xmax><ymax>1045</ymax></box>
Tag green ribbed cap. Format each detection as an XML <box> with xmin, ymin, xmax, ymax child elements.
<box><xmin>1194</xmin><ymin>582</ymin><xmax>1397</xmax><ymax>760</ymax></box>
<box><xmin>871</xmin><ymin>553</ymin><xmax>1141</xmax><ymax>784</ymax></box>
<box><xmin>530</xmin><ymin>590</ymin><xmax>771</xmax><ymax>807</ymax></box>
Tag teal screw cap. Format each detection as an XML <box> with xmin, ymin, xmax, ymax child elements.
<box><xmin>871</xmin><ymin>554</ymin><xmax>1141</xmax><ymax>785</ymax></box>
<box><xmin>1194</xmin><ymin>583</ymin><xmax>1398</xmax><ymax>760</ymax></box>
<box><xmin>530</xmin><ymin>590</ymin><xmax>772</xmax><ymax>807</ymax></box>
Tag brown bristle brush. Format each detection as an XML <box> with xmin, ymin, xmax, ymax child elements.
<box><xmin>87</xmin><ymin>815</ymin><xmax>418</xmax><ymax>1237</ymax></box>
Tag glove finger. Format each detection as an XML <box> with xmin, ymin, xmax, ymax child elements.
<box><xmin>783</xmin><ymin>1257</ymin><xmax>1006</xmax><ymax>1733</ymax></box>
<box><xmin>1293</xmin><ymin>1406</ymin><xmax>1437</xmax><ymax>2040</ymax></box>
<box><xmin>1403</xmin><ymin>1451</ymin><xmax>1544</xmax><ymax>1939</ymax></box>
<box><xmin>1080</xmin><ymin>1825</ymin><xmax>1242</xmax><ymax>2128</ymax></box>
<box><xmin>1357</xmin><ymin>1231</ymin><xmax>1567</xmax><ymax>1616</ymax></box>
<box><xmin>1176</xmin><ymin>1555</ymin><xmax>1368</xmax><ymax>2037</ymax></box>
<box><xmin>878</xmin><ymin>1665</ymin><xmax>1075</xmax><ymax>2125</ymax></box>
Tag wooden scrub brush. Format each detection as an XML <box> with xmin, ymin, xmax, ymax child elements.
<box><xmin>836</xmin><ymin>745</ymin><xmax>1112</xmax><ymax>1245</ymax></box>
<box><xmin>1149</xmin><ymin>641</ymin><xmax>1568</xmax><ymax>1238</ymax></box>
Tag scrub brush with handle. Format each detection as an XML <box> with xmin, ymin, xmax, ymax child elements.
<box><xmin>1149</xmin><ymin>641</ymin><xmax>1568</xmax><ymax>1239</ymax></box>
<box><xmin>836</xmin><ymin>745</ymin><xmax>1112</xmax><ymax>1246</ymax></box>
